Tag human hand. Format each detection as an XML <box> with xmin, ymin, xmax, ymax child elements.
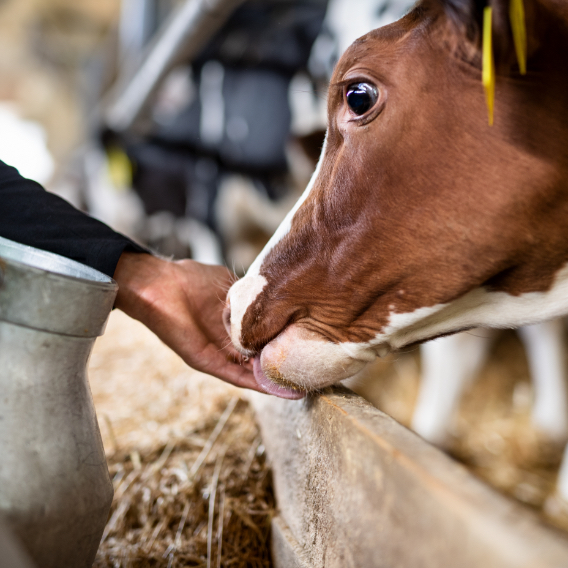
<box><xmin>113</xmin><ymin>252</ymin><xmax>260</xmax><ymax>392</ymax></box>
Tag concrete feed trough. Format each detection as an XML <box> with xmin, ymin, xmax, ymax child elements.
<box><xmin>250</xmin><ymin>387</ymin><xmax>568</xmax><ymax>568</ymax></box>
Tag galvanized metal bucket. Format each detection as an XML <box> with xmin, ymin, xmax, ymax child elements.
<box><xmin>0</xmin><ymin>236</ymin><xmax>118</xmax><ymax>568</ymax></box>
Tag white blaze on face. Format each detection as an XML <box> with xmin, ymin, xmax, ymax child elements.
<box><xmin>245</xmin><ymin>136</ymin><xmax>327</xmax><ymax>278</ymax></box>
<box><xmin>226</xmin><ymin>137</ymin><xmax>328</xmax><ymax>354</ymax></box>
<box><xmin>227</xmin><ymin>274</ymin><xmax>267</xmax><ymax>355</ymax></box>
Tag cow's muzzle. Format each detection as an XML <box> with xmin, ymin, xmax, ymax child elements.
<box><xmin>253</xmin><ymin>324</ymin><xmax>376</xmax><ymax>395</ymax></box>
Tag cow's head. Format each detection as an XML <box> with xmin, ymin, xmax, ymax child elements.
<box><xmin>225</xmin><ymin>0</ymin><xmax>568</xmax><ymax>398</ymax></box>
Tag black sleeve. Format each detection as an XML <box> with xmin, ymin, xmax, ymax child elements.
<box><xmin>0</xmin><ymin>160</ymin><xmax>148</xmax><ymax>277</ymax></box>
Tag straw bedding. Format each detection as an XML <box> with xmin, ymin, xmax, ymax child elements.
<box><xmin>89</xmin><ymin>311</ymin><xmax>274</xmax><ymax>568</ymax></box>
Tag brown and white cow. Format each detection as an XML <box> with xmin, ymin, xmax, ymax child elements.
<box><xmin>225</xmin><ymin>0</ymin><xmax>568</xmax><ymax>399</ymax></box>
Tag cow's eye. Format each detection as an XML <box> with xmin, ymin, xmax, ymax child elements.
<box><xmin>345</xmin><ymin>82</ymin><xmax>378</xmax><ymax>115</ymax></box>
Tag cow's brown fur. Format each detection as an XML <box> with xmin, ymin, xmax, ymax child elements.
<box><xmin>239</xmin><ymin>0</ymin><xmax>568</xmax><ymax>353</ymax></box>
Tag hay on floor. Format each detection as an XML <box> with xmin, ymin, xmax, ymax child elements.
<box><xmin>89</xmin><ymin>311</ymin><xmax>274</xmax><ymax>568</ymax></box>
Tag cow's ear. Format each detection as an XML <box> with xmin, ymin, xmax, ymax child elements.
<box><xmin>439</xmin><ymin>0</ymin><xmax>528</xmax><ymax>74</ymax></box>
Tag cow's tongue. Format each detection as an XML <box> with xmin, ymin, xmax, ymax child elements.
<box><xmin>252</xmin><ymin>356</ymin><xmax>306</xmax><ymax>400</ymax></box>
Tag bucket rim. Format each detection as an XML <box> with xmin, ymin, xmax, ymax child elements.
<box><xmin>0</xmin><ymin>236</ymin><xmax>117</xmax><ymax>290</ymax></box>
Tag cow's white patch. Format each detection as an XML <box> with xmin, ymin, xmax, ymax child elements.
<box><xmin>337</xmin><ymin>340</ymin><xmax>377</xmax><ymax>362</ymax></box>
<box><xmin>374</xmin><ymin>262</ymin><xmax>568</xmax><ymax>352</ymax></box>
<box><xmin>227</xmin><ymin>275</ymin><xmax>267</xmax><ymax>354</ymax></box>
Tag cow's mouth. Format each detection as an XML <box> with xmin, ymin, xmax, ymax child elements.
<box><xmin>252</xmin><ymin>356</ymin><xmax>306</xmax><ymax>400</ymax></box>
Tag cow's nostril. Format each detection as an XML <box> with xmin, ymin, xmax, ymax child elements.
<box><xmin>222</xmin><ymin>305</ymin><xmax>231</xmax><ymax>336</ymax></box>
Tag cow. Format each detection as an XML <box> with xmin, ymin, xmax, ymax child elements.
<box><xmin>225</xmin><ymin>0</ymin><xmax>568</xmax><ymax>402</ymax></box>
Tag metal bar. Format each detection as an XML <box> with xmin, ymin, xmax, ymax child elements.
<box><xmin>118</xmin><ymin>0</ymin><xmax>156</xmax><ymax>78</ymax></box>
<box><xmin>104</xmin><ymin>0</ymin><xmax>245</xmax><ymax>134</ymax></box>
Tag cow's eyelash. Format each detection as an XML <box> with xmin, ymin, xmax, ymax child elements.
<box><xmin>333</xmin><ymin>77</ymin><xmax>375</xmax><ymax>89</ymax></box>
<box><xmin>332</xmin><ymin>79</ymin><xmax>356</xmax><ymax>88</ymax></box>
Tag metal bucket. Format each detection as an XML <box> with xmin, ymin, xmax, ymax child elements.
<box><xmin>0</xmin><ymin>236</ymin><xmax>118</xmax><ymax>568</ymax></box>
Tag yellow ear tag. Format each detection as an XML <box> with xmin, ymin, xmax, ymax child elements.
<box><xmin>107</xmin><ymin>147</ymin><xmax>133</xmax><ymax>190</ymax></box>
<box><xmin>509</xmin><ymin>0</ymin><xmax>527</xmax><ymax>74</ymax></box>
<box><xmin>482</xmin><ymin>6</ymin><xmax>495</xmax><ymax>126</ymax></box>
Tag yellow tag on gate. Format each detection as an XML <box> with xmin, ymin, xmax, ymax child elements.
<box><xmin>482</xmin><ymin>6</ymin><xmax>495</xmax><ymax>126</ymax></box>
<box><xmin>510</xmin><ymin>0</ymin><xmax>527</xmax><ymax>74</ymax></box>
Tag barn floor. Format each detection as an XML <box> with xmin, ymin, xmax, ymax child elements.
<box><xmin>89</xmin><ymin>312</ymin><xmax>568</xmax><ymax>567</ymax></box>
<box><xmin>89</xmin><ymin>311</ymin><xmax>274</xmax><ymax>568</ymax></box>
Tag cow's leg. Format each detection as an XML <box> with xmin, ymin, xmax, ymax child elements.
<box><xmin>544</xmin><ymin>444</ymin><xmax>568</xmax><ymax>517</ymax></box>
<box><xmin>412</xmin><ymin>331</ymin><xmax>494</xmax><ymax>448</ymax></box>
<box><xmin>517</xmin><ymin>320</ymin><xmax>568</xmax><ymax>442</ymax></box>
<box><xmin>556</xmin><ymin>445</ymin><xmax>568</xmax><ymax>504</ymax></box>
